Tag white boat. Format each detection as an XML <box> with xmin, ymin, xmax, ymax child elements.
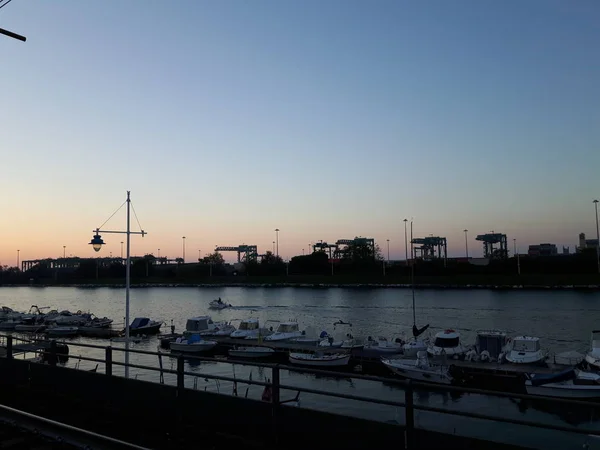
<box><xmin>364</xmin><ymin>336</ymin><xmax>404</xmax><ymax>354</ymax></box>
<box><xmin>584</xmin><ymin>330</ymin><xmax>600</xmax><ymax>369</ymax></box>
<box><xmin>289</xmin><ymin>352</ymin><xmax>351</xmax><ymax>367</ymax></box>
<box><xmin>209</xmin><ymin>298</ymin><xmax>231</xmax><ymax>310</ymax></box>
<box><xmin>505</xmin><ymin>336</ymin><xmax>547</xmax><ymax>365</ymax></box>
<box><xmin>46</xmin><ymin>326</ymin><xmax>79</xmax><ymax>337</ymax></box>
<box><xmin>525</xmin><ymin>368</ymin><xmax>600</xmax><ymax>398</ymax></box>
<box><xmin>264</xmin><ymin>321</ymin><xmax>303</xmax><ymax>341</ymax></box>
<box><xmin>381</xmin><ymin>351</ymin><xmax>453</xmax><ymax>385</ymax></box>
<box><xmin>184</xmin><ymin>316</ymin><xmax>217</xmax><ymax>336</ymax></box>
<box><xmin>170</xmin><ymin>335</ymin><xmax>217</xmax><ymax>353</ymax></box>
<box><xmin>427</xmin><ymin>329</ymin><xmax>468</xmax><ymax>358</ymax></box>
<box><xmin>230</xmin><ymin>318</ymin><xmax>261</xmax><ymax>339</ymax></box>
<box><xmin>318</xmin><ymin>321</ymin><xmax>363</xmax><ymax>349</ymax></box>
<box><xmin>228</xmin><ymin>346</ymin><xmax>275</xmax><ymax>359</ymax></box>
<box><xmin>473</xmin><ymin>330</ymin><xmax>510</xmax><ymax>362</ymax></box>
<box><xmin>402</xmin><ymin>338</ymin><xmax>428</xmax><ymax>358</ymax></box>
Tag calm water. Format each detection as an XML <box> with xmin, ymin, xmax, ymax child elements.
<box><xmin>1</xmin><ymin>286</ymin><xmax>600</xmax><ymax>449</ymax></box>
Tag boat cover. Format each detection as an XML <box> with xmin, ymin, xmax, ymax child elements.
<box><xmin>529</xmin><ymin>368</ymin><xmax>576</xmax><ymax>387</ymax></box>
<box><xmin>131</xmin><ymin>317</ymin><xmax>150</xmax><ymax>329</ymax></box>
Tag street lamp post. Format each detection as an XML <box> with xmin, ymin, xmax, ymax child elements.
<box><xmin>386</xmin><ymin>239</ymin><xmax>390</xmax><ymax>264</ymax></box>
<box><xmin>63</xmin><ymin>246</ymin><xmax>66</xmax><ymax>258</ymax></box>
<box><xmin>89</xmin><ymin>191</ymin><xmax>146</xmax><ymax>378</ymax></box>
<box><xmin>198</xmin><ymin>249</ymin><xmax>201</xmax><ymax>262</ymax></box>
<box><xmin>275</xmin><ymin>229</ymin><xmax>280</xmax><ymax>257</ymax></box>
<box><xmin>403</xmin><ymin>219</ymin><xmax>408</xmax><ymax>262</ymax></box>
<box><xmin>158</xmin><ymin>248</ymin><xmax>160</xmax><ymax>258</ymax></box>
<box><xmin>513</xmin><ymin>238</ymin><xmax>521</xmax><ymax>275</ymax></box>
<box><xmin>463</xmin><ymin>230</ymin><xmax>469</xmax><ymax>259</ymax></box>
<box><xmin>272</xmin><ymin>241</ymin><xmax>275</xmax><ymax>254</ymax></box>
<box><xmin>16</xmin><ymin>249</ymin><xmax>20</xmax><ymax>269</ymax></box>
<box><xmin>182</xmin><ymin>236</ymin><xmax>186</xmax><ymax>263</ymax></box>
<box><xmin>594</xmin><ymin>200</ymin><xmax>600</xmax><ymax>274</ymax></box>
<box><xmin>121</xmin><ymin>241</ymin><xmax>124</xmax><ymax>259</ymax></box>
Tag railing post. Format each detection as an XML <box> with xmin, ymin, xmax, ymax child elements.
<box><xmin>105</xmin><ymin>347</ymin><xmax>112</xmax><ymax>376</ymax></box>
<box><xmin>6</xmin><ymin>335</ymin><xmax>13</xmax><ymax>360</ymax></box>
<box><xmin>271</xmin><ymin>365</ymin><xmax>280</xmax><ymax>445</ymax></box>
<box><xmin>405</xmin><ymin>380</ymin><xmax>415</xmax><ymax>450</ymax></box>
<box><xmin>49</xmin><ymin>340</ymin><xmax>57</xmax><ymax>366</ymax></box>
<box><xmin>177</xmin><ymin>355</ymin><xmax>184</xmax><ymax>391</ymax></box>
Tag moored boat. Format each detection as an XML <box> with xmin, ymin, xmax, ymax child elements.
<box><xmin>427</xmin><ymin>329</ymin><xmax>468</xmax><ymax>358</ymax></box>
<box><xmin>46</xmin><ymin>326</ymin><xmax>79</xmax><ymax>337</ymax></box>
<box><xmin>382</xmin><ymin>351</ymin><xmax>452</xmax><ymax>385</ymax></box>
<box><xmin>129</xmin><ymin>317</ymin><xmax>162</xmax><ymax>336</ymax></box>
<box><xmin>289</xmin><ymin>352</ymin><xmax>351</xmax><ymax>367</ymax></box>
<box><xmin>505</xmin><ymin>336</ymin><xmax>547</xmax><ymax>365</ymax></box>
<box><xmin>228</xmin><ymin>346</ymin><xmax>275</xmax><ymax>359</ymax></box>
<box><xmin>264</xmin><ymin>320</ymin><xmax>303</xmax><ymax>342</ymax></box>
<box><xmin>525</xmin><ymin>368</ymin><xmax>600</xmax><ymax>398</ymax></box>
<box><xmin>170</xmin><ymin>335</ymin><xmax>217</xmax><ymax>353</ymax></box>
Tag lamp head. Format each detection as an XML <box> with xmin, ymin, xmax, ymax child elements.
<box><xmin>89</xmin><ymin>233</ymin><xmax>105</xmax><ymax>252</ymax></box>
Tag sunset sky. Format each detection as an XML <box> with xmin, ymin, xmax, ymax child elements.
<box><xmin>1</xmin><ymin>0</ymin><xmax>598</xmax><ymax>265</ymax></box>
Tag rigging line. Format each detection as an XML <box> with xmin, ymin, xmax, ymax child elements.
<box><xmin>0</xmin><ymin>0</ymin><xmax>14</xmax><ymax>10</ymax></box>
<box><xmin>97</xmin><ymin>200</ymin><xmax>126</xmax><ymax>231</ymax></box>
<box><xmin>130</xmin><ymin>201</ymin><xmax>144</xmax><ymax>233</ymax></box>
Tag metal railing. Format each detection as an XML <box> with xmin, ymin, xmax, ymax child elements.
<box><xmin>3</xmin><ymin>333</ymin><xmax>600</xmax><ymax>449</ymax></box>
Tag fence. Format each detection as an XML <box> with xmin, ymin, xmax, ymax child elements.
<box><xmin>2</xmin><ymin>333</ymin><xmax>600</xmax><ymax>449</ymax></box>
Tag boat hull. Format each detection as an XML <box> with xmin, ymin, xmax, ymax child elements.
<box><xmin>289</xmin><ymin>353</ymin><xmax>350</xmax><ymax>367</ymax></box>
<box><xmin>382</xmin><ymin>358</ymin><xmax>452</xmax><ymax>385</ymax></box>
<box><xmin>130</xmin><ymin>324</ymin><xmax>162</xmax><ymax>336</ymax></box>
<box><xmin>525</xmin><ymin>383</ymin><xmax>600</xmax><ymax>398</ymax></box>
<box><xmin>228</xmin><ymin>347</ymin><xmax>275</xmax><ymax>358</ymax></box>
<box><xmin>170</xmin><ymin>341</ymin><xmax>217</xmax><ymax>353</ymax></box>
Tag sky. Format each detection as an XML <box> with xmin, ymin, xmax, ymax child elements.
<box><xmin>0</xmin><ymin>0</ymin><xmax>599</xmax><ymax>265</ymax></box>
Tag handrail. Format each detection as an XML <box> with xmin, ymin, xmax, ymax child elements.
<box><xmin>0</xmin><ymin>402</ymin><xmax>148</xmax><ymax>449</ymax></box>
<box><xmin>3</xmin><ymin>332</ymin><xmax>600</xmax><ymax>446</ymax></box>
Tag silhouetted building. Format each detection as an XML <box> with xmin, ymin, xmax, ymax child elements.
<box><xmin>577</xmin><ymin>233</ymin><xmax>599</xmax><ymax>253</ymax></box>
<box><xmin>528</xmin><ymin>243</ymin><xmax>558</xmax><ymax>257</ymax></box>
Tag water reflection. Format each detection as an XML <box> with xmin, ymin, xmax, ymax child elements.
<box><xmin>511</xmin><ymin>397</ymin><xmax>600</xmax><ymax>427</ymax></box>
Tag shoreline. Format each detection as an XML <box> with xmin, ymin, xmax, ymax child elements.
<box><xmin>2</xmin><ymin>282</ymin><xmax>600</xmax><ymax>290</ymax></box>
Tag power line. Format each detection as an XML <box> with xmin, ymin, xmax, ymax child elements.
<box><xmin>0</xmin><ymin>0</ymin><xmax>14</xmax><ymax>10</ymax></box>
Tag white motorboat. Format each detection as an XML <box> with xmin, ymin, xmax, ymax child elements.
<box><xmin>289</xmin><ymin>352</ymin><xmax>351</xmax><ymax>367</ymax></box>
<box><xmin>209</xmin><ymin>298</ymin><xmax>231</xmax><ymax>310</ymax></box>
<box><xmin>505</xmin><ymin>336</ymin><xmax>547</xmax><ymax>365</ymax></box>
<box><xmin>52</xmin><ymin>311</ymin><xmax>90</xmax><ymax>326</ymax></box>
<box><xmin>264</xmin><ymin>321</ymin><xmax>303</xmax><ymax>341</ymax></box>
<box><xmin>427</xmin><ymin>329</ymin><xmax>468</xmax><ymax>358</ymax></box>
<box><xmin>364</xmin><ymin>336</ymin><xmax>404</xmax><ymax>354</ymax></box>
<box><xmin>318</xmin><ymin>321</ymin><xmax>363</xmax><ymax>349</ymax></box>
<box><xmin>46</xmin><ymin>326</ymin><xmax>79</xmax><ymax>337</ymax></box>
<box><xmin>170</xmin><ymin>335</ymin><xmax>217</xmax><ymax>353</ymax></box>
<box><xmin>230</xmin><ymin>318</ymin><xmax>261</xmax><ymax>339</ymax></box>
<box><xmin>525</xmin><ymin>368</ymin><xmax>600</xmax><ymax>398</ymax></box>
<box><xmin>402</xmin><ymin>338</ymin><xmax>428</xmax><ymax>358</ymax></box>
<box><xmin>381</xmin><ymin>351</ymin><xmax>453</xmax><ymax>385</ymax></box>
<box><xmin>584</xmin><ymin>330</ymin><xmax>600</xmax><ymax>369</ymax></box>
<box><xmin>473</xmin><ymin>330</ymin><xmax>510</xmax><ymax>362</ymax></box>
<box><xmin>228</xmin><ymin>346</ymin><xmax>275</xmax><ymax>359</ymax></box>
<box><xmin>184</xmin><ymin>316</ymin><xmax>217</xmax><ymax>336</ymax></box>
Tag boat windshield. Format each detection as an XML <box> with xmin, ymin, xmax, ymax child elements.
<box><xmin>186</xmin><ymin>319</ymin><xmax>208</xmax><ymax>331</ymax></box>
<box><xmin>513</xmin><ymin>340</ymin><xmax>540</xmax><ymax>352</ymax></box>
<box><xmin>239</xmin><ymin>321</ymin><xmax>258</xmax><ymax>330</ymax></box>
<box><xmin>434</xmin><ymin>337</ymin><xmax>459</xmax><ymax>348</ymax></box>
<box><xmin>277</xmin><ymin>324</ymin><xmax>297</xmax><ymax>333</ymax></box>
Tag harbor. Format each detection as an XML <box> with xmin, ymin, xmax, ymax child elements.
<box><xmin>0</xmin><ymin>286</ymin><xmax>600</xmax><ymax>448</ymax></box>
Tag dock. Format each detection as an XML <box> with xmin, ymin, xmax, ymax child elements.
<box><xmin>0</xmin><ymin>336</ymin><xmax>586</xmax><ymax>450</ymax></box>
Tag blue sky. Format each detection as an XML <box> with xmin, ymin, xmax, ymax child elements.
<box><xmin>0</xmin><ymin>0</ymin><xmax>598</xmax><ymax>263</ymax></box>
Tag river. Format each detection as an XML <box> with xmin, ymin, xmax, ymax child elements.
<box><xmin>0</xmin><ymin>286</ymin><xmax>599</xmax><ymax>449</ymax></box>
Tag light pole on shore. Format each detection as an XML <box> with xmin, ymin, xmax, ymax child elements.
<box><xmin>463</xmin><ymin>230</ymin><xmax>468</xmax><ymax>258</ymax></box>
<box><xmin>63</xmin><ymin>246</ymin><xmax>66</xmax><ymax>258</ymax></box>
<box><xmin>275</xmin><ymin>229</ymin><xmax>280</xmax><ymax>258</ymax></box>
<box><xmin>182</xmin><ymin>236</ymin><xmax>186</xmax><ymax>263</ymax></box>
<box><xmin>89</xmin><ymin>191</ymin><xmax>146</xmax><ymax>378</ymax></box>
<box><xmin>594</xmin><ymin>200</ymin><xmax>600</xmax><ymax>274</ymax></box>
<box><xmin>386</xmin><ymin>239</ymin><xmax>390</xmax><ymax>263</ymax></box>
<box><xmin>403</xmin><ymin>219</ymin><xmax>408</xmax><ymax>262</ymax></box>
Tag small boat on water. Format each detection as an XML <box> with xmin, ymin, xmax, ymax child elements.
<box><xmin>427</xmin><ymin>329</ymin><xmax>468</xmax><ymax>358</ymax></box>
<box><xmin>472</xmin><ymin>330</ymin><xmax>510</xmax><ymax>362</ymax></box>
<box><xmin>264</xmin><ymin>320</ymin><xmax>303</xmax><ymax>342</ymax></box>
<box><xmin>525</xmin><ymin>368</ymin><xmax>600</xmax><ymax>398</ymax></box>
<box><xmin>46</xmin><ymin>326</ymin><xmax>79</xmax><ymax>337</ymax></box>
<box><xmin>170</xmin><ymin>335</ymin><xmax>217</xmax><ymax>353</ymax></box>
<box><xmin>381</xmin><ymin>351</ymin><xmax>453</xmax><ymax>385</ymax></box>
<box><xmin>230</xmin><ymin>318</ymin><xmax>261</xmax><ymax>339</ymax></box>
<box><xmin>15</xmin><ymin>324</ymin><xmax>46</xmax><ymax>333</ymax></box>
<box><xmin>0</xmin><ymin>320</ymin><xmax>22</xmax><ymax>330</ymax></box>
<box><xmin>584</xmin><ymin>331</ymin><xmax>600</xmax><ymax>369</ymax></box>
<box><xmin>289</xmin><ymin>351</ymin><xmax>351</xmax><ymax>367</ymax></box>
<box><xmin>364</xmin><ymin>336</ymin><xmax>404</xmax><ymax>355</ymax></box>
<box><xmin>209</xmin><ymin>298</ymin><xmax>231</xmax><ymax>310</ymax></box>
<box><xmin>505</xmin><ymin>336</ymin><xmax>547</xmax><ymax>365</ymax></box>
<box><xmin>129</xmin><ymin>317</ymin><xmax>162</xmax><ymax>336</ymax></box>
<box><xmin>228</xmin><ymin>346</ymin><xmax>275</xmax><ymax>359</ymax></box>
